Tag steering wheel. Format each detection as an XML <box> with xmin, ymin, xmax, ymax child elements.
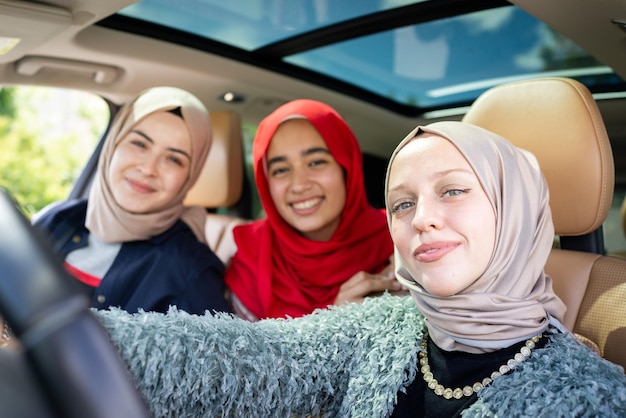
<box><xmin>0</xmin><ymin>190</ymin><xmax>150</xmax><ymax>418</ymax></box>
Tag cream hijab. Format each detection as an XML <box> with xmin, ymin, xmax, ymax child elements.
<box><xmin>86</xmin><ymin>86</ymin><xmax>212</xmax><ymax>244</ymax></box>
<box><xmin>385</xmin><ymin>121</ymin><xmax>566</xmax><ymax>353</ymax></box>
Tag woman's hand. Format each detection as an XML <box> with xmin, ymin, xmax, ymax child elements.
<box><xmin>333</xmin><ymin>257</ymin><xmax>408</xmax><ymax>306</ymax></box>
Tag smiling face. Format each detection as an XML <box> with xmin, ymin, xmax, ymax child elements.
<box><xmin>108</xmin><ymin>111</ymin><xmax>192</xmax><ymax>213</ymax></box>
<box><xmin>266</xmin><ymin>118</ymin><xmax>346</xmax><ymax>241</ymax></box>
<box><xmin>386</xmin><ymin>134</ymin><xmax>496</xmax><ymax>296</ymax></box>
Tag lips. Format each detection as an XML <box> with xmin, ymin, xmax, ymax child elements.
<box><xmin>290</xmin><ymin>197</ymin><xmax>323</xmax><ymax>212</ymax></box>
<box><xmin>126</xmin><ymin>177</ymin><xmax>156</xmax><ymax>194</ymax></box>
<box><xmin>413</xmin><ymin>241</ymin><xmax>459</xmax><ymax>263</ymax></box>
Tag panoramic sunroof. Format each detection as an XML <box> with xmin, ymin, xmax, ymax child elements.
<box><xmin>118</xmin><ymin>0</ymin><xmax>422</xmax><ymax>50</ymax></box>
<box><xmin>117</xmin><ymin>0</ymin><xmax>624</xmax><ymax>112</ymax></box>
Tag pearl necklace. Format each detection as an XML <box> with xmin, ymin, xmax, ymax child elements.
<box><xmin>418</xmin><ymin>332</ymin><xmax>543</xmax><ymax>400</ymax></box>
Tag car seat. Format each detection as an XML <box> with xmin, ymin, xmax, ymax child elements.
<box><xmin>462</xmin><ymin>77</ymin><xmax>626</xmax><ymax>369</ymax></box>
<box><xmin>184</xmin><ymin>110</ymin><xmax>249</xmax><ymax>266</ymax></box>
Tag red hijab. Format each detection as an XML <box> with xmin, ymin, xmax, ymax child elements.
<box><xmin>225</xmin><ymin>99</ymin><xmax>393</xmax><ymax>319</ymax></box>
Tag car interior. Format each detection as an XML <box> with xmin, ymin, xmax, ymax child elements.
<box><xmin>1</xmin><ymin>0</ymin><xmax>626</xmax><ymax>416</ymax></box>
<box><xmin>3</xmin><ymin>75</ymin><xmax>625</xmax><ymax>418</ymax></box>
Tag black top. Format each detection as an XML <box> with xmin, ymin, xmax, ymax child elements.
<box><xmin>392</xmin><ymin>332</ymin><xmax>549</xmax><ymax>418</ymax></box>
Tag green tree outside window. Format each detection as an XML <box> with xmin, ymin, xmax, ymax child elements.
<box><xmin>0</xmin><ymin>86</ymin><xmax>108</xmax><ymax>218</ymax></box>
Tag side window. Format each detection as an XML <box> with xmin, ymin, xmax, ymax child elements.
<box><xmin>0</xmin><ymin>85</ymin><xmax>109</xmax><ymax>218</ymax></box>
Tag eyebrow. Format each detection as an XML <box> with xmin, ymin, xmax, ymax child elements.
<box><xmin>386</xmin><ymin>167</ymin><xmax>474</xmax><ymax>194</ymax></box>
<box><xmin>131</xmin><ymin>129</ymin><xmax>191</xmax><ymax>160</ymax></box>
<box><xmin>431</xmin><ymin>167</ymin><xmax>474</xmax><ymax>179</ymax></box>
<box><xmin>266</xmin><ymin>146</ymin><xmax>331</xmax><ymax>169</ymax></box>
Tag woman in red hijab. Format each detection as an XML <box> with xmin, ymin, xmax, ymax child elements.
<box><xmin>225</xmin><ymin>99</ymin><xmax>401</xmax><ymax>320</ymax></box>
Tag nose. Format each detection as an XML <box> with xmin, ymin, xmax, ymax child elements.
<box><xmin>289</xmin><ymin>166</ymin><xmax>312</xmax><ymax>193</ymax></box>
<box><xmin>411</xmin><ymin>198</ymin><xmax>442</xmax><ymax>232</ymax></box>
<box><xmin>137</xmin><ymin>154</ymin><xmax>158</xmax><ymax>177</ymax></box>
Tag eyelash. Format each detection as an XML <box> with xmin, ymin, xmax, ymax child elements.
<box><xmin>130</xmin><ymin>139</ymin><xmax>147</xmax><ymax>148</ymax></box>
<box><xmin>167</xmin><ymin>155</ymin><xmax>184</xmax><ymax>166</ymax></box>
<box><xmin>309</xmin><ymin>159</ymin><xmax>328</xmax><ymax>167</ymax></box>
<box><xmin>270</xmin><ymin>167</ymin><xmax>288</xmax><ymax>177</ymax></box>
<box><xmin>129</xmin><ymin>139</ymin><xmax>186</xmax><ymax>167</ymax></box>
<box><xmin>389</xmin><ymin>188</ymin><xmax>471</xmax><ymax>214</ymax></box>
<box><xmin>390</xmin><ymin>201</ymin><xmax>413</xmax><ymax>214</ymax></box>
<box><xmin>269</xmin><ymin>158</ymin><xmax>329</xmax><ymax>177</ymax></box>
<box><xmin>443</xmin><ymin>188</ymin><xmax>469</xmax><ymax>198</ymax></box>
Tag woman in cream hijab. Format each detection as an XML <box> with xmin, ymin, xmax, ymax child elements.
<box><xmin>34</xmin><ymin>86</ymin><xmax>231</xmax><ymax>315</ymax></box>
<box><xmin>386</xmin><ymin>121</ymin><xmax>567</xmax><ymax>416</ymax></box>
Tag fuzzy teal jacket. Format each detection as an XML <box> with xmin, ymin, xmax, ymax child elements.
<box><xmin>95</xmin><ymin>294</ymin><xmax>626</xmax><ymax>417</ymax></box>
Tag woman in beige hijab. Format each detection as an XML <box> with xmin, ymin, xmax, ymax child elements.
<box><xmin>386</xmin><ymin>120</ymin><xmax>567</xmax><ymax>416</ymax></box>
<box><xmin>34</xmin><ymin>86</ymin><xmax>231</xmax><ymax>315</ymax></box>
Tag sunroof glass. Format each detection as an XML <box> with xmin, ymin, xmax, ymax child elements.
<box><xmin>117</xmin><ymin>1</ymin><xmax>624</xmax><ymax>111</ymax></box>
<box><xmin>118</xmin><ymin>0</ymin><xmax>422</xmax><ymax>50</ymax></box>
<box><xmin>284</xmin><ymin>6</ymin><xmax>618</xmax><ymax>109</ymax></box>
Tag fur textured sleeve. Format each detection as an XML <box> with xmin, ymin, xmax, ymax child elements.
<box><xmin>95</xmin><ymin>294</ymin><xmax>424</xmax><ymax>418</ymax></box>
<box><xmin>468</xmin><ymin>330</ymin><xmax>626</xmax><ymax>417</ymax></box>
<box><xmin>95</xmin><ymin>293</ymin><xmax>626</xmax><ymax>417</ymax></box>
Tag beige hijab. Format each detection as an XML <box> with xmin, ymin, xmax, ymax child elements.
<box><xmin>86</xmin><ymin>86</ymin><xmax>211</xmax><ymax>244</ymax></box>
<box><xmin>385</xmin><ymin>121</ymin><xmax>566</xmax><ymax>353</ymax></box>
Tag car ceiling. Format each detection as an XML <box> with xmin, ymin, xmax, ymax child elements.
<box><xmin>0</xmin><ymin>0</ymin><xmax>625</xmax><ymax>187</ymax></box>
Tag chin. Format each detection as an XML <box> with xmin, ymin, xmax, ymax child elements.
<box><xmin>427</xmin><ymin>289</ymin><xmax>455</xmax><ymax>297</ymax></box>
<box><xmin>422</xmin><ymin>282</ymin><xmax>458</xmax><ymax>297</ymax></box>
<box><xmin>118</xmin><ymin>201</ymin><xmax>153</xmax><ymax>214</ymax></box>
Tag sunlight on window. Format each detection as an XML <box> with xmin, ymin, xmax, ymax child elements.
<box><xmin>0</xmin><ymin>85</ymin><xmax>109</xmax><ymax>217</ymax></box>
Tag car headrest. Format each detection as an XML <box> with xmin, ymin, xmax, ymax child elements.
<box><xmin>184</xmin><ymin>110</ymin><xmax>243</xmax><ymax>208</ymax></box>
<box><xmin>462</xmin><ymin>77</ymin><xmax>614</xmax><ymax>236</ymax></box>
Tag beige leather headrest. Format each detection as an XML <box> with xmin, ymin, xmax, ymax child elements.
<box><xmin>185</xmin><ymin>110</ymin><xmax>243</xmax><ymax>208</ymax></box>
<box><xmin>462</xmin><ymin>77</ymin><xmax>614</xmax><ymax>236</ymax></box>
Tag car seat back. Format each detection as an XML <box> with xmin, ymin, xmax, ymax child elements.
<box><xmin>185</xmin><ymin>110</ymin><xmax>244</xmax><ymax>208</ymax></box>
<box><xmin>463</xmin><ymin>77</ymin><xmax>626</xmax><ymax>369</ymax></box>
<box><xmin>184</xmin><ymin>110</ymin><xmax>248</xmax><ymax>265</ymax></box>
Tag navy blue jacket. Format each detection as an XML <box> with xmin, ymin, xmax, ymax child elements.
<box><xmin>34</xmin><ymin>199</ymin><xmax>232</xmax><ymax>315</ymax></box>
